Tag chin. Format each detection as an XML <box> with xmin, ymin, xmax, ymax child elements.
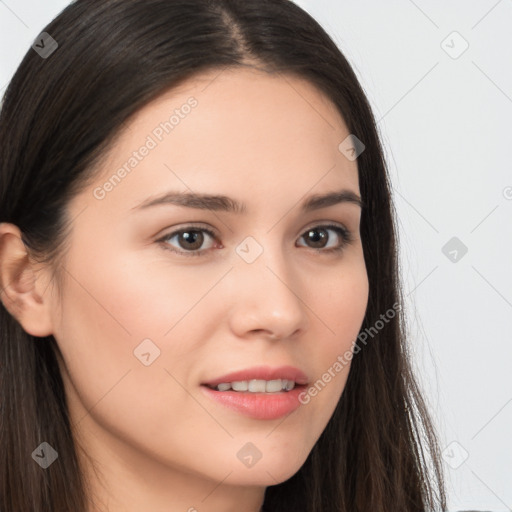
<box><xmin>225</xmin><ymin>449</ymin><xmax>309</xmax><ymax>487</ymax></box>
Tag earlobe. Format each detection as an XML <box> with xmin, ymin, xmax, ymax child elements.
<box><xmin>0</xmin><ymin>222</ymin><xmax>54</xmax><ymax>337</ymax></box>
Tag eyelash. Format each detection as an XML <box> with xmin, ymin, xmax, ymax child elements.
<box><xmin>155</xmin><ymin>223</ymin><xmax>355</xmax><ymax>258</ymax></box>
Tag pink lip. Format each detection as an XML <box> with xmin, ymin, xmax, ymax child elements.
<box><xmin>201</xmin><ymin>365</ymin><xmax>309</xmax><ymax>387</ymax></box>
<box><xmin>200</xmin><ymin>384</ymin><xmax>306</xmax><ymax>420</ymax></box>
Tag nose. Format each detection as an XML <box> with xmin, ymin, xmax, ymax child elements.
<box><xmin>227</xmin><ymin>245</ymin><xmax>310</xmax><ymax>341</ymax></box>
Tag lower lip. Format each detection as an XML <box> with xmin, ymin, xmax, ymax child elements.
<box><xmin>200</xmin><ymin>384</ymin><xmax>306</xmax><ymax>420</ymax></box>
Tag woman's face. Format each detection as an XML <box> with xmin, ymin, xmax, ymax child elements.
<box><xmin>46</xmin><ymin>67</ymin><xmax>368</xmax><ymax>500</ymax></box>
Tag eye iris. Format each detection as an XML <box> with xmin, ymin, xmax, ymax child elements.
<box><xmin>306</xmin><ymin>228</ymin><xmax>327</xmax><ymax>248</ymax></box>
<box><xmin>179</xmin><ymin>230</ymin><xmax>204</xmax><ymax>250</ymax></box>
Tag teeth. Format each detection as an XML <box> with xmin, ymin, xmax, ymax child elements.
<box><xmin>284</xmin><ymin>379</ymin><xmax>295</xmax><ymax>391</ymax></box>
<box><xmin>212</xmin><ymin>379</ymin><xmax>296</xmax><ymax>392</ymax></box>
<box><xmin>231</xmin><ymin>381</ymin><xmax>248</xmax><ymax>391</ymax></box>
<box><xmin>248</xmin><ymin>379</ymin><xmax>266</xmax><ymax>392</ymax></box>
<box><xmin>265</xmin><ymin>379</ymin><xmax>283</xmax><ymax>393</ymax></box>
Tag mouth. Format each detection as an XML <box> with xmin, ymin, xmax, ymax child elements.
<box><xmin>200</xmin><ymin>381</ymin><xmax>309</xmax><ymax>420</ymax></box>
<box><xmin>202</xmin><ymin>378</ymin><xmax>305</xmax><ymax>393</ymax></box>
<box><xmin>201</xmin><ymin>364</ymin><xmax>309</xmax><ymax>390</ymax></box>
<box><xmin>199</xmin><ymin>365</ymin><xmax>310</xmax><ymax>420</ymax></box>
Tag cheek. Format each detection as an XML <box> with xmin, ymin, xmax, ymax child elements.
<box><xmin>307</xmin><ymin>257</ymin><xmax>369</xmax><ymax>362</ymax></box>
<box><xmin>53</xmin><ymin>249</ymin><xmax>228</xmax><ymax>401</ymax></box>
<box><xmin>62</xmin><ymin>248</ymin><xmax>222</xmax><ymax>340</ymax></box>
<box><xmin>292</xmin><ymin>258</ymin><xmax>368</xmax><ymax>439</ymax></box>
<box><xmin>52</xmin><ymin>253</ymin><xmax>218</xmax><ymax>458</ymax></box>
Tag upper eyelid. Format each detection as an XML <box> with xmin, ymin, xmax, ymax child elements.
<box><xmin>157</xmin><ymin>223</ymin><xmax>218</xmax><ymax>241</ymax></box>
<box><xmin>158</xmin><ymin>220</ymin><xmax>351</xmax><ymax>236</ymax></box>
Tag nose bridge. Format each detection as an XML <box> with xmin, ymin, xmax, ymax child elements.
<box><xmin>228</xmin><ymin>234</ymin><xmax>309</xmax><ymax>339</ymax></box>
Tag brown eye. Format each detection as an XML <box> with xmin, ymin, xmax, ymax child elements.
<box><xmin>175</xmin><ymin>230</ymin><xmax>205</xmax><ymax>250</ymax></box>
<box><xmin>297</xmin><ymin>224</ymin><xmax>353</xmax><ymax>253</ymax></box>
<box><xmin>304</xmin><ymin>227</ymin><xmax>329</xmax><ymax>248</ymax></box>
<box><xmin>157</xmin><ymin>227</ymin><xmax>218</xmax><ymax>256</ymax></box>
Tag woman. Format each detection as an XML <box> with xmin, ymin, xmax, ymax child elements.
<box><xmin>0</xmin><ymin>0</ymin><xmax>446</xmax><ymax>510</ymax></box>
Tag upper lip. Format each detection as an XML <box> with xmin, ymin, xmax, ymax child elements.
<box><xmin>202</xmin><ymin>365</ymin><xmax>309</xmax><ymax>387</ymax></box>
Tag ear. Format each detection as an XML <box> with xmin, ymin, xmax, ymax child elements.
<box><xmin>0</xmin><ymin>222</ymin><xmax>54</xmax><ymax>337</ymax></box>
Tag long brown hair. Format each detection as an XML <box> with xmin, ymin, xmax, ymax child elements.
<box><xmin>0</xmin><ymin>0</ymin><xmax>446</xmax><ymax>510</ymax></box>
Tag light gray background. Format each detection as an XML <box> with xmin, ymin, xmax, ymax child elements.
<box><xmin>1</xmin><ymin>1</ymin><xmax>511</xmax><ymax>510</ymax></box>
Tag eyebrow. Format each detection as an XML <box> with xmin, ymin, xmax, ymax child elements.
<box><xmin>130</xmin><ymin>188</ymin><xmax>365</xmax><ymax>214</ymax></box>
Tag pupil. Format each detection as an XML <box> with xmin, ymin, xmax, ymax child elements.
<box><xmin>307</xmin><ymin>228</ymin><xmax>326</xmax><ymax>248</ymax></box>
<box><xmin>181</xmin><ymin>230</ymin><xmax>203</xmax><ymax>249</ymax></box>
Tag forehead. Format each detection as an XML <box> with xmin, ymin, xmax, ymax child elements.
<box><xmin>74</xmin><ymin>66</ymin><xmax>360</xmax><ymax>217</ymax></box>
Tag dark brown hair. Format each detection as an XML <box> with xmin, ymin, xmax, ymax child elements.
<box><xmin>0</xmin><ymin>0</ymin><xmax>446</xmax><ymax>510</ymax></box>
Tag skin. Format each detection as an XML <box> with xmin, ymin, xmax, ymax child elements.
<box><xmin>0</xmin><ymin>66</ymin><xmax>369</xmax><ymax>512</ymax></box>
